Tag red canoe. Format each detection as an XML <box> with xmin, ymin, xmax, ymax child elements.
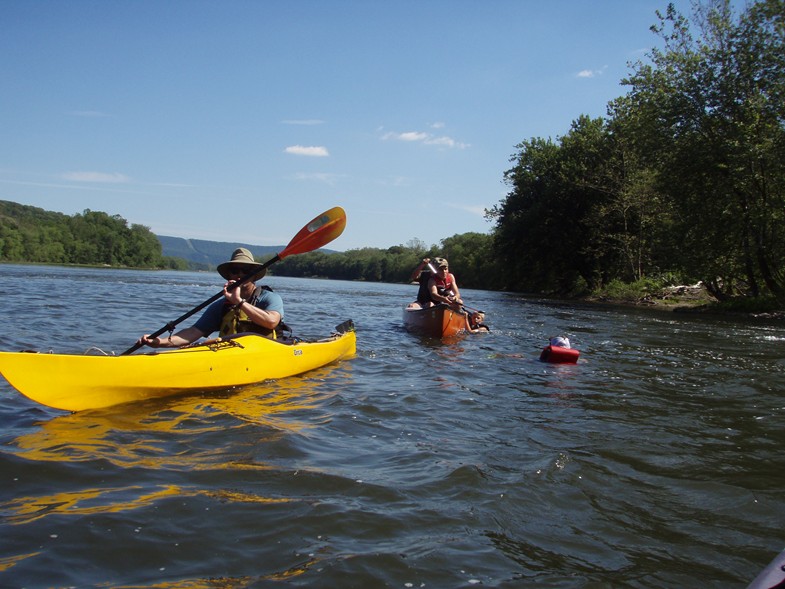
<box><xmin>403</xmin><ymin>304</ymin><xmax>467</xmax><ymax>338</ymax></box>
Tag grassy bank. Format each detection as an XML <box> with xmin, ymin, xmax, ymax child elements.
<box><xmin>589</xmin><ymin>278</ymin><xmax>785</xmax><ymax>320</ymax></box>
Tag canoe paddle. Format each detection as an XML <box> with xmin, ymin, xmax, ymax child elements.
<box><xmin>122</xmin><ymin>206</ymin><xmax>347</xmax><ymax>355</ymax></box>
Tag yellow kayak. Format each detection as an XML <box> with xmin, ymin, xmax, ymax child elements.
<box><xmin>0</xmin><ymin>326</ymin><xmax>356</xmax><ymax>412</ymax></box>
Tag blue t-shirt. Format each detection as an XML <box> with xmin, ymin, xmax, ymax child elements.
<box><xmin>193</xmin><ymin>289</ymin><xmax>284</xmax><ymax>336</ymax></box>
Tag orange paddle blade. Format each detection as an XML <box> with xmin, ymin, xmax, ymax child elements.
<box><xmin>279</xmin><ymin>206</ymin><xmax>346</xmax><ymax>258</ymax></box>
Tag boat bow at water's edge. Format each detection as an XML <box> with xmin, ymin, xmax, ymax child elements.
<box><xmin>0</xmin><ymin>324</ymin><xmax>356</xmax><ymax>412</ymax></box>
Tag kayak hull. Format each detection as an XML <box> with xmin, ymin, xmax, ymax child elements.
<box><xmin>402</xmin><ymin>304</ymin><xmax>466</xmax><ymax>338</ymax></box>
<box><xmin>0</xmin><ymin>329</ymin><xmax>356</xmax><ymax>412</ymax></box>
<box><xmin>747</xmin><ymin>548</ymin><xmax>785</xmax><ymax>589</ymax></box>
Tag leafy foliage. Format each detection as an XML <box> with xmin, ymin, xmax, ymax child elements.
<box><xmin>274</xmin><ymin>236</ymin><xmax>500</xmax><ymax>289</ymax></box>
<box><xmin>0</xmin><ymin>200</ymin><xmax>170</xmax><ymax>268</ymax></box>
<box><xmin>621</xmin><ymin>0</ymin><xmax>785</xmax><ymax>302</ymax></box>
<box><xmin>489</xmin><ymin>0</ymin><xmax>785</xmax><ymax>305</ymax></box>
<box><xmin>0</xmin><ymin>200</ymin><xmax>497</xmax><ymax>286</ymax></box>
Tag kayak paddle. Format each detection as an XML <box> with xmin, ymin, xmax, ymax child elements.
<box><xmin>122</xmin><ymin>206</ymin><xmax>347</xmax><ymax>355</ymax></box>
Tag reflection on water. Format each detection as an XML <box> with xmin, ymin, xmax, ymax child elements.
<box><xmin>0</xmin><ymin>552</ymin><xmax>40</xmax><ymax>574</ymax></box>
<box><xmin>5</xmin><ymin>484</ymin><xmax>185</xmax><ymax>526</ymax></box>
<box><xmin>9</xmin><ymin>366</ymin><xmax>347</xmax><ymax>468</ymax></box>
<box><xmin>109</xmin><ymin>556</ymin><xmax>322</xmax><ymax>589</ymax></box>
<box><xmin>2</xmin><ymin>363</ymin><xmax>350</xmax><ymax>573</ymax></box>
<box><xmin>5</xmin><ymin>484</ymin><xmax>295</xmax><ymax>526</ymax></box>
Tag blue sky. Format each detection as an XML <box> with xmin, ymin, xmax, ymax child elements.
<box><xmin>1</xmin><ymin>0</ymin><xmax>703</xmax><ymax>252</ymax></box>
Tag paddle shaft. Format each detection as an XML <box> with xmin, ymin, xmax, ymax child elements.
<box><xmin>121</xmin><ymin>256</ymin><xmax>279</xmax><ymax>355</ymax></box>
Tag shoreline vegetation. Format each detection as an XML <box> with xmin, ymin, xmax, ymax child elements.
<box><xmin>486</xmin><ymin>2</ymin><xmax>785</xmax><ymax>316</ymax></box>
<box><xmin>2</xmin><ymin>193</ymin><xmax>783</xmax><ymax>321</ymax></box>
<box><xmin>3</xmin><ymin>259</ymin><xmax>783</xmax><ymax>322</ymax></box>
<box><xmin>585</xmin><ymin>282</ymin><xmax>785</xmax><ymax>322</ymax></box>
<box><xmin>3</xmin><ymin>3</ymin><xmax>784</xmax><ymax>320</ymax></box>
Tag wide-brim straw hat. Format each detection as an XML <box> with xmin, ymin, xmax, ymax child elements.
<box><xmin>217</xmin><ymin>247</ymin><xmax>266</xmax><ymax>280</ymax></box>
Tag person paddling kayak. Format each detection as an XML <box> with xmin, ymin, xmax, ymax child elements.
<box><xmin>137</xmin><ymin>248</ymin><xmax>285</xmax><ymax>348</ymax></box>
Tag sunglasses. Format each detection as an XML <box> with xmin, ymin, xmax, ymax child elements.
<box><xmin>227</xmin><ymin>266</ymin><xmax>254</xmax><ymax>279</ymax></box>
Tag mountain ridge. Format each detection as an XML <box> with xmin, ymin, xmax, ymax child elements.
<box><xmin>157</xmin><ymin>235</ymin><xmax>336</xmax><ymax>268</ymax></box>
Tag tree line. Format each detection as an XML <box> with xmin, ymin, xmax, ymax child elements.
<box><xmin>0</xmin><ymin>200</ymin><xmax>186</xmax><ymax>269</ymax></box>
<box><xmin>282</xmin><ymin>1</ymin><xmax>785</xmax><ymax>309</ymax></box>
<box><xmin>273</xmin><ymin>233</ymin><xmax>492</xmax><ymax>289</ymax></box>
<box><xmin>2</xmin><ymin>1</ymin><xmax>782</xmax><ymax>309</ymax></box>
<box><xmin>0</xmin><ymin>198</ymin><xmax>489</xmax><ymax>283</ymax></box>
<box><xmin>488</xmin><ymin>0</ymin><xmax>785</xmax><ymax>306</ymax></box>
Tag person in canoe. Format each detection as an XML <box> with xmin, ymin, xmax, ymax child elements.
<box><xmin>406</xmin><ymin>258</ymin><xmax>437</xmax><ymax>309</ymax></box>
<box><xmin>429</xmin><ymin>257</ymin><xmax>463</xmax><ymax>310</ymax></box>
<box><xmin>137</xmin><ymin>248</ymin><xmax>285</xmax><ymax>348</ymax></box>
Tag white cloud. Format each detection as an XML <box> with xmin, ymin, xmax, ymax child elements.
<box><xmin>382</xmin><ymin>130</ymin><xmax>469</xmax><ymax>149</ymax></box>
<box><xmin>425</xmin><ymin>136</ymin><xmax>459</xmax><ymax>148</ymax></box>
<box><xmin>284</xmin><ymin>145</ymin><xmax>330</xmax><ymax>157</ymax></box>
<box><xmin>383</xmin><ymin>131</ymin><xmax>428</xmax><ymax>142</ymax></box>
<box><xmin>62</xmin><ymin>171</ymin><xmax>130</xmax><ymax>183</ymax></box>
<box><xmin>577</xmin><ymin>65</ymin><xmax>608</xmax><ymax>78</ymax></box>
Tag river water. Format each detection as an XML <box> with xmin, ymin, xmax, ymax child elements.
<box><xmin>0</xmin><ymin>264</ymin><xmax>783</xmax><ymax>588</ymax></box>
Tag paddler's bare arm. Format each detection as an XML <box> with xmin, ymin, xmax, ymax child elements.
<box><xmin>429</xmin><ymin>278</ymin><xmax>458</xmax><ymax>307</ymax></box>
<box><xmin>409</xmin><ymin>258</ymin><xmax>431</xmax><ymax>282</ymax></box>
<box><xmin>236</xmin><ymin>301</ymin><xmax>281</xmax><ymax>329</ymax></box>
<box><xmin>137</xmin><ymin>326</ymin><xmax>204</xmax><ymax>349</ymax></box>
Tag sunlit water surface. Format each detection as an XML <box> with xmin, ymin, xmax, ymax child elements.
<box><xmin>0</xmin><ymin>264</ymin><xmax>783</xmax><ymax>588</ymax></box>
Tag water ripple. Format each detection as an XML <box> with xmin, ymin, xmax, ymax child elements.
<box><xmin>1</xmin><ymin>267</ymin><xmax>783</xmax><ymax>587</ymax></box>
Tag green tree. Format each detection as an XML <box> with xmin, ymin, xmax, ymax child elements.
<box><xmin>488</xmin><ymin>136</ymin><xmax>572</xmax><ymax>293</ymax></box>
<box><xmin>0</xmin><ymin>218</ymin><xmax>24</xmax><ymax>260</ymax></box>
<box><xmin>441</xmin><ymin>232</ymin><xmax>495</xmax><ymax>289</ymax></box>
<box><xmin>0</xmin><ymin>201</ymin><xmax>166</xmax><ymax>268</ymax></box>
<box><xmin>273</xmin><ymin>235</ymin><xmax>489</xmax><ymax>287</ymax></box>
<box><xmin>489</xmin><ymin>117</ymin><xmax>634</xmax><ymax>294</ymax></box>
<box><xmin>621</xmin><ymin>0</ymin><xmax>785</xmax><ymax>302</ymax></box>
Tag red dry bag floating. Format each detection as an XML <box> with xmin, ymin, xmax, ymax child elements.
<box><xmin>540</xmin><ymin>345</ymin><xmax>580</xmax><ymax>364</ymax></box>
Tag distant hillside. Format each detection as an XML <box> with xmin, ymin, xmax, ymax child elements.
<box><xmin>157</xmin><ymin>235</ymin><xmax>337</xmax><ymax>269</ymax></box>
<box><xmin>0</xmin><ymin>199</ymin><xmax>164</xmax><ymax>268</ymax></box>
<box><xmin>157</xmin><ymin>236</ymin><xmax>281</xmax><ymax>269</ymax></box>
<box><xmin>0</xmin><ymin>199</ymin><xmax>337</xmax><ymax>270</ymax></box>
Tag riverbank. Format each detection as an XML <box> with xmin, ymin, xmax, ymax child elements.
<box><xmin>587</xmin><ymin>283</ymin><xmax>785</xmax><ymax>321</ymax></box>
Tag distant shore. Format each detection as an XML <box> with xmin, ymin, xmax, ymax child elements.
<box><xmin>5</xmin><ymin>262</ymin><xmax>784</xmax><ymax>322</ymax></box>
